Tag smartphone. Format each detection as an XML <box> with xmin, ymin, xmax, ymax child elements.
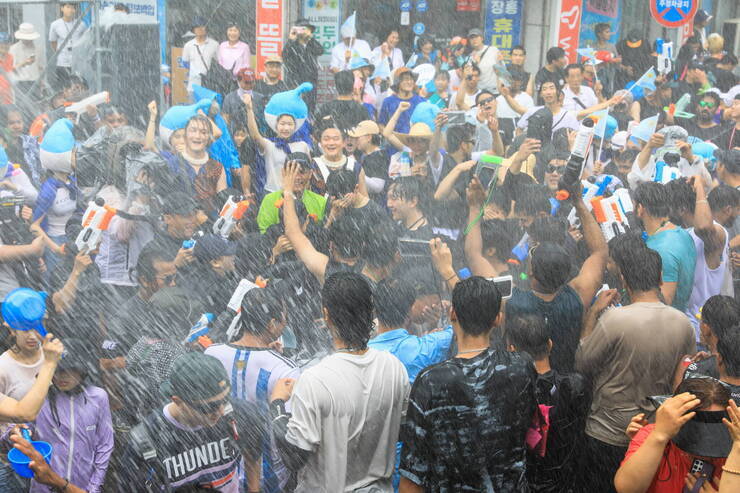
<box><xmin>486</xmin><ymin>275</ymin><xmax>513</xmax><ymax>299</ymax></box>
<box><xmin>683</xmin><ymin>459</ymin><xmax>715</xmax><ymax>493</ymax></box>
<box><xmin>474</xmin><ymin>161</ymin><xmax>499</xmax><ymax>190</ymax></box>
<box><xmin>399</xmin><ymin>238</ymin><xmax>431</xmax><ymax>257</ymax></box>
<box><xmin>446</xmin><ymin>111</ymin><xmax>467</xmax><ymax>126</ymax></box>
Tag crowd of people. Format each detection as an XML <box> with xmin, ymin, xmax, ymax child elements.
<box><xmin>0</xmin><ymin>2</ymin><xmax>740</xmax><ymax>492</ymax></box>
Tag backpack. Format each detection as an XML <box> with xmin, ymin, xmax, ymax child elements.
<box><xmin>198</xmin><ymin>45</ymin><xmax>237</xmax><ymax>96</ymax></box>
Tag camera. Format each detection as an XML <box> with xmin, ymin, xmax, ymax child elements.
<box><xmin>663</xmin><ymin>152</ymin><xmax>681</xmax><ymax>166</ymax></box>
<box><xmin>0</xmin><ymin>196</ymin><xmax>33</xmax><ymax>245</ymax></box>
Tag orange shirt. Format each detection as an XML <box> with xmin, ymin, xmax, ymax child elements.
<box><xmin>0</xmin><ymin>54</ymin><xmax>14</xmax><ymax>104</ymax></box>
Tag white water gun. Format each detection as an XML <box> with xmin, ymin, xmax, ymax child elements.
<box><xmin>590</xmin><ymin>188</ymin><xmax>634</xmax><ymax>243</ymax></box>
<box><xmin>655</xmin><ymin>39</ymin><xmax>673</xmax><ymax>76</ymax></box>
<box><xmin>65</xmin><ymin>91</ymin><xmax>110</xmax><ymax>122</ymax></box>
<box><xmin>75</xmin><ymin>198</ymin><xmax>117</xmax><ymax>252</ymax></box>
<box><xmin>213</xmin><ymin>195</ymin><xmax>250</xmax><ymax>239</ymax></box>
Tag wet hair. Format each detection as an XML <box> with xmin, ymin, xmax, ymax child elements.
<box><xmin>388</xmin><ymin>176</ymin><xmax>429</xmax><ymax>214</ymax></box>
<box><xmin>334</xmin><ymin>70</ymin><xmax>355</xmax><ymax>95</ymax></box>
<box><xmin>416</xmin><ymin>34</ymin><xmax>434</xmax><ymax>51</ymax></box>
<box><xmin>465</xmin><ymin>61</ymin><xmax>481</xmax><ymax>75</ymax></box>
<box><xmin>0</xmin><ymin>104</ymin><xmax>24</xmax><ymax>128</ymax></box>
<box><xmin>546</xmin><ymin>47</ymin><xmax>566</xmax><ymax>64</ymax></box>
<box><xmin>239</xmin><ymin>283</ymin><xmax>286</xmax><ymax>337</ymax></box>
<box><xmin>322</xmin><ymin>272</ymin><xmax>374</xmax><ymax>349</ymax></box>
<box><xmin>527</xmin><ymin>216</ymin><xmax>567</xmax><ymax>245</ymax></box>
<box><xmin>694</xmin><ymin>91</ymin><xmax>721</xmax><ymax>109</ymax></box>
<box><xmin>481</xmin><ymin>219</ymin><xmax>515</xmax><ymax>263</ymax></box>
<box><xmin>675</xmin><ymin>376</ymin><xmax>731</xmax><ymax>409</ymax></box>
<box><xmin>382</xmin><ymin>28</ymin><xmax>400</xmax><ymax>43</ymax></box>
<box><xmin>446</xmin><ymin>123</ymin><xmax>475</xmax><ymax>153</ymax></box>
<box><xmin>718</xmin><ymin>326</ymin><xmax>740</xmax><ymax>378</ymax></box>
<box><xmin>511</xmin><ymin>45</ymin><xmax>526</xmax><ymax>55</ymax></box>
<box><xmin>374</xmin><ymin>278</ymin><xmax>416</xmax><ymax>327</ymax></box>
<box><xmin>513</xmin><ymin>185</ymin><xmax>551</xmax><ymax>218</ymax></box>
<box><xmin>608</xmin><ymin>230</ymin><xmax>647</xmax><ymax>267</ymax></box>
<box><xmin>505</xmin><ymin>313</ymin><xmax>549</xmax><ymax>359</ymax></box>
<box><xmin>363</xmin><ymin>218</ymin><xmax>399</xmax><ymax>268</ymax></box>
<box><xmin>665</xmin><ymin>178</ymin><xmax>696</xmax><ymax>219</ymax></box>
<box><xmin>326</xmin><ymin>169</ymin><xmax>357</xmax><ymax>198</ymax></box>
<box><xmin>134</xmin><ymin>244</ymin><xmax>174</xmax><ymax>285</ymax></box>
<box><xmin>100</xmin><ymin>104</ymin><xmax>124</xmax><ymax>118</ymax></box>
<box><xmin>530</xmin><ymin>242</ymin><xmax>571</xmax><ymax>293</ymax></box>
<box><xmin>319</xmin><ymin>124</ymin><xmax>345</xmax><ymax>141</ymax></box>
<box><xmin>452</xmin><ymin>276</ymin><xmax>502</xmax><ymax>336</ymax></box>
<box><xmin>618</xmin><ymin>246</ymin><xmax>662</xmax><ymax>292</ymax></box>
<box><xmin>702</xmin><ymin>295</ymin><xmax>740</xmax><ymax>341</ymax></box>
<box><xmin>633</xmin><ymin>182</ymin><xmax>670</xmax><ymax>218</ymax></box>
<box><xmin>435</xmin><ymin>70</ymin><xmax>450</xmax><ymax>81</ymax></box>
<box><xmin>328</xmin><ymin>213</ymin><xmax>364</xmax><ymax>259</ymax></box>
<box><xmin>709</xmin><ymin>185</ymin><xmax>740</xmax><ymax>213</ymax></box>
<box><xmin>475</xmin><ymin>90</ymin><xmax>495</xmax><ymax>104</ymax></box>
<box><xmin>185</xmin><ymin>114</ymin><xmax>214</xmax><ymax>143</ymax></box>
<box><xmin>564</xmin><ymin>63</ymin><xmax>584</xmax><ymax>76</ymax></box>
<box><xmin>614</xmin><ymin>149</ymin><xmax>639</xmax><ymax>165</ymax></box>
<box><xmin>395</xmin><ymin>262</ymin><xmax>440</xmax><ymax>298</ymax></box>
<box><xmin>595</xmin><ymin>23</ymin><xmax>611</xmax><ymax>37</ymax></box>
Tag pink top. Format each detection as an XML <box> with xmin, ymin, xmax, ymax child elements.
<box><xmin>218</xmin><ymin>40</ymin><xmax>251</xmax><ymax>75</ymax></box>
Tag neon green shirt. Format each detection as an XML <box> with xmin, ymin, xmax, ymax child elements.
<box><xmin>257</xmin><ymin>190</ymin><xmax>327</xmax><ymax>233</ymax></box>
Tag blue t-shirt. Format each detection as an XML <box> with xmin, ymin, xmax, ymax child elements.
<box><xmin>368</xmin><ymin>326</ymin><xmax>453</xmax><ymax>384</ymax></box>
<box><xmin>646</xmin><ymin>227</ymin><xmax>697</xmax><ymax>312</ymax></box>
<box><xmin>378</xmin><ymin>94</ymin><xmax>427</xmax><ymax>134</ymax></box>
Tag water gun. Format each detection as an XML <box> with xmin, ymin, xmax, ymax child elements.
<box><xmin>225</xmin><ymin>277</ymin><xmax>268</xmax><ymax>341</ymax></box>
<box><xmin>184</xmin><ymin>313</ymin><xmax>214</xmax><ymax>344</ymax></box>
<box><xmin>182</xmin><ymin>230</ymin><xmax>204</xmax><ymax>250</ymax></box>
<box><xmin>556</xmin><ymin>117</ymin><xmax>597</xmax><ymax>200</ymax></box>
<box><xmin>213</xmin><ymin>195</ymin><xmax>250</xmax><ymax>239</ymax></box>
<box><xmin>566</xmin><ymin>177</ymin><xmax>612</xmax><ymax>226</ymax></box>
<box><xmin>511</xmin><ymin>232</ymin><xmax>529</xmax><ymax>262</ymax></box>
<box><xmin>655</xmin><ymin>38</ymin><xmax>673</xmax><ymax>76</ymax></box>
<box><xmin>594</xmin><ymin>51</ymin><xmax>614</xmax><ymax>63</ymax></box>
<box><xmin>653</xmin><ymin>161</ymin><xmax>682</xmax><ymax>184</ymax></box>
<box><xmin>75</xmin><ymin>198</ymin><xmax>117</xmax><ymax>252</ymax></box>
<box><xmin>590</xmin><ymin>188</ymin><xmax>634</xmax><ymax>242</ymax></box>
<box><xmin>65</xmin><ymin>91</ymin><xmax>110</xmax><ymax>123</ymax></box>
<box><xmin>664</xmin><ymin>93</ymin><xmax>694</xmax><ymax>119</ymax></box>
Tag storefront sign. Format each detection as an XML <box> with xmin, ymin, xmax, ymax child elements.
<box><xmin>555</xmin><ymin>0</ymin><xmax>583</xmax><ymax>63</ymax></box>
<box><xmin>256</xmin><ymin>0</ymin><xmax>284</xmax><ymax>76</ymax></box>
<box><xmin>302</xmin><ymin>0</ymin><xmax>342</xmax><ymax>104</ymax></box>
<box><xmin>457</xmin><ymin>0</ymin><xmax>481</xmax><ymax>11</ymax></box>
<box><xmin>650</xmin><ymin>0</ymin><xmax>698</xmax><ymax>28</ymax></box>
<box><xmin>484</xmin><ymin>0</ymin><xmax>523</xmax><ymax>60</ymax></box>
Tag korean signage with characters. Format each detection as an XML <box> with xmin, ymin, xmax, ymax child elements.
<box><xmin>650</xmin><ymin>0</ymin><xmax>697</xmax><ymax>28</ymax></box>
<box><xmin>256</xmin><ymin>0</ymin><xmax>284</xmax><ymax>76</ymax></box>
<box><xmin>302</xmin><ymin>0</ymin><xmax>342</xmax><ymax>104</ymax></box>
<box><xmin>484</xmin><ymin>0</ymin><xmax>523</xmax><ymax>60</ymax></box>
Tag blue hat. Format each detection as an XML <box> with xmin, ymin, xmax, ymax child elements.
<box><xmin>264</xmin><ymin>82</ymin><xmax>313</xmax><ymax>134</ymax></box>
<box><xmin>410</xmin><ymin>101</ymin><xmax>440</xmax><ymax>131</ymax></box>
<box><xmin>603</xmin><ymin>115</ymin><xmax>618</xmax><ymax>141</ymax></box>
<box><xmin>349</xmin><ymin>57</ymin><xmax>373</xmax><ymax>72</ymax></box>
<box><xmin>1</xmin><ymin>288</ymin><xmax>48</xmax><ymax>336</ymax></box>
<box><xmin>191</xmin><ymin>84</ymin><xmax>223</xmax><ymax>106</ymax></box>
<box><xmin>159</xmin><ymin>99</ymin><xmax>213</xmax><ymax>144</ymax></box>
<box><xmin>692</xmin><ymin>140</ymin><xmax>718</xmax><ymax>168</ymax></box>
<box><xmin>193</xmin><ymin>233</ymin><xmax>236</xmax><ymax>262</ymax></box>
<box><xmin>40</xmin><ymin>118</ymin><xmax>75</xmax><ymax>173</ymax></box>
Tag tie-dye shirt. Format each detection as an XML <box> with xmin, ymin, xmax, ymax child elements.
<box><xmin>399</xmin><ymin>348</ymin><xmax>537</xmax><ymax>492</ymax></box>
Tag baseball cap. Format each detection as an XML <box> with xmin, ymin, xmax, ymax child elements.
<box><xmin>161</xmin><ymin>192</ymin><xmax>198</xmax><ymax>215</ymax></box>
<box><xmin>468</xmin><ymin>28</ymin><xmax>484</xmax><ymax>38</ymax></box>
<box><xmin>715</xmin><ymin>149</ymin><xmax>740</xmax><ymax>173</ymax></box>
<box><xmin>695</xmin><ymin>9</ymin><xmax>712</xmax><ymax>24</ymax></box>
<box><xmin>347</xmin><ymin>120</ymin><xmax>380</xmax><ymax>138</ymax></box>
<box><xmin>236</xmin><ymin>68</ymin><xmax>256</xmax><ymax>82</ymax></box>
<box><xmin>191</xmin><ymin>16</ymin><xmax>207</xmax><ymax>29</ymax></box>
<box><xmin>285</xmin><ymin>151</ymin><xmax>312</xmax><ymax>170</ymax></box>
<box><xmin>1</xmin><ymin>288</ymin><xmax>48</xmax><ymax>336</ymax></box>
<box><xmin>265</xmin><ymin>56</ymin><xmax>282</xmax><ymax>65</ymax></box>
<box><xmin>160</xmin><ymin>352</ymin><xmax>229</xmax><ymax>402</ymax></box>
<box><xmin>193</xmin><ymin>233</ymin><xmax>237</xmax><ymax>262</ymax></box>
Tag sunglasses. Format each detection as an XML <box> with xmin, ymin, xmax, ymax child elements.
<box><xmin>477</xmin><ymin>97</ymin><xmax>495</xmax><ymax>106</ymax></box>
<box><xmin>546</xmin><ymin>164</ymin><xmax>565</xmax><ymax>174</ymax></box>
<box><xmin>187</xmin><ymin>396</ymin><xmax>229</xmax><ymax>414</ymax></box>
<box><xmin>699</xmin><ymin>101</ymin><xmax>716</xmax><ymax>109</ymax></box>
<box><xmin>157</xmin><ymin>273</ymin><xmax>176</xmax><ymax>285</ymax></box>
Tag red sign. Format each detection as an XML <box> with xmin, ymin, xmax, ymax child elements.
<box><xmin>649</xmin><ymin>0</ymin><xmax>698</xmax><ymax>28</ymax></box>
<box><xmin>556</xmin><ymin>0</ymin><xmax>582</xmax><ymax>63</ymax></box>
<box><xmin>256</xmin><ymin>0</ymin><xmax>283</xmax><ymax>76</ymax></box>
<box><xmin>457</xmin><ymin>0</ymin><xmax>481</xmax><ymax>11</ymax></box>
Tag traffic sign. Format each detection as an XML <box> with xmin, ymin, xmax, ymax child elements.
<box><xmin>400</xmin><ymin>0</ymin><xmax>411</xmax><ymax>12</ymax></box>
<box><xmin>649</xmin><ymin>0</ymin><xmax>698</xmax><ymax>28</ymax></box>
<box><xmin>416</xmin><ymin>0</ymin><xmax>428</xmax><ymax>13</ymax></box>
<box><xmin>413</xmin><ymin>22</ymin><xmax>425</xmax><ymax>35</ymax></box>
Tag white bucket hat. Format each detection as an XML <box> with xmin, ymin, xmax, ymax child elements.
<box><xmin>15</xmin><ymin>23</ymin><xmax>40</xmax><ymax>41</ymax></box>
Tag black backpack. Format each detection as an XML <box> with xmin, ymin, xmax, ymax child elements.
<box><xmin>197</xmin><ymin>45</ymin><xmax>237</xmax><ymax>96</ymax></box>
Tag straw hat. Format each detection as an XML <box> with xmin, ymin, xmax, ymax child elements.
<box><xmin>15</xmin><ymin>23</ymin><xmax>39</xmax><ymax>41</ymax></box>
<box><xmin>394</xmin><ymin>122</ymin><xmax>433</xmax><ymax>145</ymax></box>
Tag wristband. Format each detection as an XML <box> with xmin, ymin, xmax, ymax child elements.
<box><xmin>695</xmin><ymin>199</ymin><xmax>708</xmax><ymax>204</ymax></box>
<box><xmin>445</xmin><ymin>273</ymin><xmax>458</xmax><ymax>283</ymax></box>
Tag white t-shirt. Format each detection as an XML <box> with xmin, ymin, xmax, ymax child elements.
<box><xmin>563</xmin><ymin>85</ymin><xmax>599</xmax><ymax>112</ymax></box>
<box><xmin>448</xmin><ymin>69</ymin><xmax>462</xmax><ymax>93</ymax></box>
<box><xmin>517</xmin><ymin>106</ymin><xmax>580</xmax><ymax>135</ymax></box>
<box><xmin>285</xmin><ymin>349</ymin><xmax>409</xmax><ymax>492</ymax></box>
<box><xmin>182</xmin><ymin>37</ymin><xmax>219</xmax><ymax>91</ymax></box>
<box><xmin>48</xmin><ymin>18</ymin><xmax>87</xmax><ymax>68</ymax></box>
<box><xmin>471</xmin><ymin>44</ymin><xmax>500</xmax><ymax>92</ymax></box>
<box><xmin>261</xmin><ymin>140</ymin><xmax>311</xmax><ymax>193</ymax></box>
<box><xmin>496</xmin><ymin>92</ymin><xmax>535</xmax><ymax>120</ymax></box>
<box><xmin>449</xmin><ymin>89</ymin><xmax>481</xmax><ymax>110</ymax></box>
<box><xmin>330</xmin><ymin>40</ymin><xmax>373</xmax><ymax>71</ymax></box>
<box><xmin>0</xmin><ymin>350</ymin><xmax>44</xmax><ymax>402</ymax></box>
<box><xmin>371</xmin><ymin>46</ymin><xmax>404</xmax><ymax>71</ymax></box>
<box><xmin>9</xmin><ymin>41</ymin><xmax>42</xmax><ymax>81</ymax></box>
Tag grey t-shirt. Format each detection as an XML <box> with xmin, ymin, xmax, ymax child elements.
<box><xmin>575</xmin><ymin>302</ymin><xmax>695</xmax><ymax>447</ymax></box>
<box><xmin>0</xmin><ymin>350</ymin><xmax>44</xmax><ymax>405</ymax></box>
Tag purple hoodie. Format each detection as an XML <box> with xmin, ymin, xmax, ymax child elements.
<box><xmin>30</xmin><ymin>385</ymin><xmax>114</xmax><ymax>493</ymax></box>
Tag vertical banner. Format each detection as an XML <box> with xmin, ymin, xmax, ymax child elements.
<box><xmin>457</xmin><ymin>0</ymin><xmax>481</xmax><ymax>11</ymax></box>
<box><xmin>302</xmin><ymin>0</ymin><xmax>341</xmax><ymax>104</ymax></box>
<box><xmin>484</xmin><ymin>0</ymin><xmax>523</xmax><ymax>61</ymax></box>
<box><xmin>256</xmin><ymin>0</ymin><xmax>284</xmax><ymax>76</ymax></box>
<box><xmin>555</xmin><ymin>0</ymin><xmax>583</xmax><ymax>63</ymax></box>
<box><xmin>579</xmin><ymin>0</ymin><xmax>621</xmax><ymax>49</ymax></box>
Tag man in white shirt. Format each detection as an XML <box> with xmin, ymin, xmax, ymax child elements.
<box><xmin>449</xmin><ymin>62</ymin><xmax>481</xmax><ymax>111</ymax></box>
<box><xmin>48</xmin><ymin>2</ymin><xmax>87</xmax><ymax>89</ymax></box>
<box><xmin>269</xmin><ymin>272</ymin><xmax>410</xmax><ymax>492</ymax></box>
<box><xmin>517</xmin><ymin>81</ymin><xmax>580</xmax><ymax>136</ymax></box>
<box><xmin>10</xmin><ymin>23</ymin><xmax>43</xmax><ymax>97</ymax></box>
<box><xmin>331</xmin><ymin>36</ymin><xmax>372</xmax><ymax>73</ymax></box>
<box><xmin>467</xmin><ymin>28</ymin><xmax>500</xmax><ymax>92</ymax></box>
<box><xmin>562</xmin><ymin>63</ymin><xmax>599</xmax><ymax>112</ymax></box>
<box><xmin>181</xmin><ymin>17</ymin><xmax>218</xmax><ymax>94</ymax></box>
<box><xmin>496</xmin><ymin>70</ymin><xmax>534</xmax><ymax>144</ymax></box>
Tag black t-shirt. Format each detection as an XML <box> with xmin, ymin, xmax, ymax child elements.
<box><xmin>254</xmin><ymin>80</ymin><xmax>289</xmax><ymax>102</ymax></box>
<box><xmin>710</xmin><ymin>67</ymin><xmax>737</xmax><ymax>93</ymax></box>
<box><xmin>676</xmin><ymin>118</ymin><xmax>721</xmax><ymax>142</ymax></box>
<box><xmin>711</xmin><ymin>122</ymin><xmax>739</xmax><ymax>151</ymax></box>
<box><xmin>400</xmin><ymin>349</ymin><xmax>537</xmax><ymax>492</ymax></box>
<box><xmin>361</xmin><ymin>149</ymin><xmax>390</xmax><ymax>182</ymax></box>
<box><xmin>314</xmin><ymin>99</ymin><xmax>369</xmax><ymax>133</ymax></box>
<box><xmin>534</xmin><ymin>67</ymin><xmax>565</xmax><ymax>103</ymax></box>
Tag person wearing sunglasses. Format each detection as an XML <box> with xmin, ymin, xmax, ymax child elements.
<box><xmin>676</xmin><ymin>92</ymin><xmax>722</xmax><ymax>142</ymax></box>
<box><xmin>122</xmin><ymin>352</ymin><xmax>266</xmax><ymax>493</ymax></box>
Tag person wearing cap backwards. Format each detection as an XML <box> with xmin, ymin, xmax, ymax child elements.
<box><xmin>254</xmin><ymin>56</ymin><xmax>289</xmax><ymax>103</ymax></box>
<box><xmin>217</xmin><ymin>23</ymin><xmax>250</xmax><ymax>77</ymax></box>
<box><xmin>269</xmin><ymin>272</ymin><xmax>409</xmax><ymax>492</ymax></box>
<box><xmin>466</xmin><ymin>28</ymin><xmax>500</xmax><ymax>93</ymax></box>
<box><xmin>256</xmin><ymin>153</ymin><xmax>326</xmax><ymax>234</ymax></box>
<box><xmin>48</xmin><ymin>3</ymin><xmax>86</xmax><ymax>90</ymax></box>
<box><xmin>121</xmin><ymin>352</ymin><xmax>267</xmax><ymax>492</ymax></box>
<box><xmin>614</xmin><ymin>377</ymin><xmax>734</xmax><ymax>493</ymax></box>
<box><xmin>282</xmin><ymin>18</ymin><xmax>324</xmax><ymax>113</ymax></box>
<box><xmin>9</xmin><ymin>23</ymin><xmax>43</xmax><ymax>98</ymax></box>
<box><xmin>378</xmin><ymin>68</ymin><xmax>425</xmax><ymax>134</ymax></box>
<box><xmin>182</xmin><ymin>17</ymin><xmax>218</xmax><ymax>95</ymax></box>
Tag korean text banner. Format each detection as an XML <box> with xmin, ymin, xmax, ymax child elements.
<box><xmin>484</xmin><ymin>0</ymin><xmax>523</xmax><ymax>61</ymax></box>
<box><xmin>256</xmin><ymin>0</ymin><xmax>284</xmax><ymax>75</ymax></box>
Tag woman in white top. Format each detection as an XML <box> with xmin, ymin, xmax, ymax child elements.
<box><xmin>371</xmin><ymin>29</ymin><xmax>404</xmax><ymax>72</ymax></box>
<box><xmin>217</xmin><ymin>23</ymin><xmax>251</xmax><ymax>76</ymax></box>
